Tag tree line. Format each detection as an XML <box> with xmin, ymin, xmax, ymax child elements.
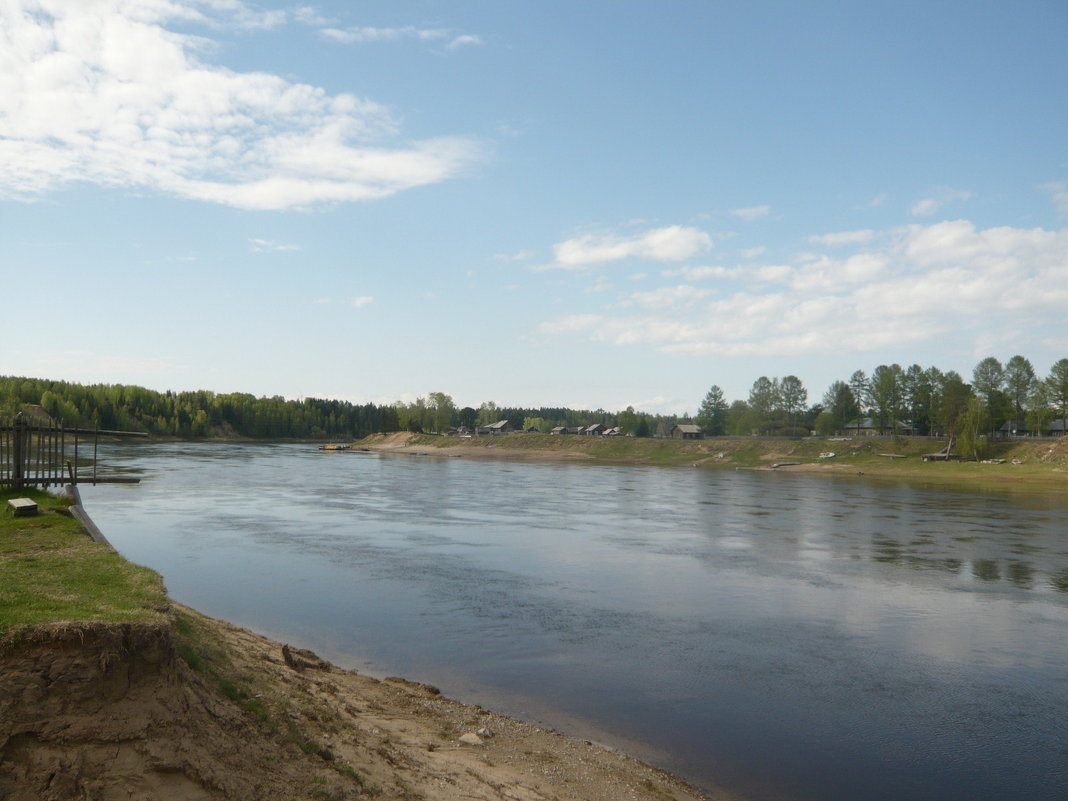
<box><xmin>0</xmin><ymin>377</ymin><xmax>388</xmax><ymax>439</ymax></box>
<box><xmin>0</xmin><ymin>377</ymin><xmax>687</xmax><ymax>440</ymax></box>
<box><xmin>695</xmin><ymin>356</ymin><xmax>1068</xmax><ymax>454</ymax></box>
<box><xmin>3</xmin><ymin>354</ymin><xmax>1065</xmax><ymax>445</ymax></box>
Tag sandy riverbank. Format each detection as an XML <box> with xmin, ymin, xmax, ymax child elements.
<box><xmin>1</xmin><ymin>605</ymin><xmax>727</xmax><ymax>801</ymax></box>
<box><xmin>353</xmin><ymin>432</ymin><xmax>1068</xmax><ymax>494</ymax></box>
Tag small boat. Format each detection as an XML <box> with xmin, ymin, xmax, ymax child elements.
<box><xmin>318</xmin><ymin>444</ymin><xmax>350</xmax><ymax>451</ymax></box>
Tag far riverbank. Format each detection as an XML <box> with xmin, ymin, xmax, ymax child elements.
<box><xmin>354</xmin><ymin>431</ymin><xmax>1068</xmax><ymax>495</ymax></box>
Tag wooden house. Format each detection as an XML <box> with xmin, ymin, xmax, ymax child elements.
<box><xmin>669</xmin><ymin>424</ymin><xmax>703</xmax><ymax>440</ymax></box>
<box><xmin>476</xmin><ymin>420</ymin><xmax>513</xmax><ymax>435</ymax></box>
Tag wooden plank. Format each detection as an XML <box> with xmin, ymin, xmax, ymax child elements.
<box><xmin>8</xmin><ymin>498</ymin><xmax>38</xmax><ymax>516</ymax></box>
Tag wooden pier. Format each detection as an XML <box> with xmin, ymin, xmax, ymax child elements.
<box><xmin>0</xmin><ymin>412</ymin><xmax>147</xmax><ymax>489</ymax></box>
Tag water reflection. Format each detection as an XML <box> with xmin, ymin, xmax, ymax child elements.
<box><xmin>80</xmin><ymin>444</ymin><xmax>1068</xmax><ymax>801</ymax></box>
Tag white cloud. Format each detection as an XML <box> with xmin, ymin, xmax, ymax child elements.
<box><xmin>662</xmin><ymin>263</ymin><xmax>793</xmax><ymax>285</ymax></box>
<box><xmin>320</xmin><ymin>26</ymin><xmax>442</xmax><ymax>44</ymax></box>
<box><xmin>807</xmin><ymin>229</ymin><xmax>875</xmax><ymax>247</ymax></box>
<box><xmin>446</xmin><ymin>34</ymin><xmax>483</xmax><ymax>50</ymax></box>
<box><xmin>663</xmin><ymin>265</ymin><xmax>735</xmax><ymax>280</ymax></box>
<box><xmin>739</xmin><ymin>246</ymin><xmax>766</xmax><ymax>258</ymax></box>
<box><xmin>588</xmin><ymin>277</ymin><xmax>614</xmax><ymax>294</ymax></box>
<box><xmin>910</xmin><ymin>198</ymin><xmax>940</xmax><ymax>217</ymax></box>
<box><xmin>538</xmin><ymin>314</ymin><xmax>602</xmax><ymax>335</ymax></box>
<box><xmin>628</xmin><ymin>285</ymin><xmax>713</xmax><ymax>309</ymax></box>
<box><xmin>495</xmin><ymin>249</ymin><xmax>536</xmax><ymax>262</ymax></box>
<box><xmin>250</xmin><ymin>238</ymin><xmax>299</xmax><ymax>252</ymax></box>
<box><xmin>542</xmin><ymin>225</ymin><xmax>712</xmax><ymax>270</ymax></box>
<box><xmin>538</xmin><ymin>219</ymin><xmax>1068</xmax><ymax>360</ymax></box>
<box><xmin>730</xmin><ymin>205</ymin><xmax>770</xmax><ymax>221</ymax></box>
<box><xmin>910</xmin><ymin>188</ymin><xmax>972</xmax><ymax>218</ymax></box>
<box><xmin>1046</xmin><ymin>182</ymin><xmax>1068</xmax><ymax>216</ymax></box>
<box><xmin>319</xmin><ymin>25</ymin><xmax>482</xmax><ymax>51</ymax></box>
<box><xmin>351</xmin><ymin>296</ymin><xmax>375</xmax><ymax>308</ymax></box>
<box><xmin>0</xmin><ymin>1</ymin><xmax>481</xmax><ymax>210</ymax></box>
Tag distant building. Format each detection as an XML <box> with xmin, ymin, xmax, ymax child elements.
<box><xmin>999</xmin><ymin>420</ymin><xmax>1030</xmax><ymax>437</ymax></box>
<box><xmin>476</xmin><ymin>420</ymin><xmax>513</xmax><ymax>435</ymax></box>
<box><xmin>583</xmin><ymin>423</ymin><xmax>606</xmax><ymax>435</ymax></box>
<box><xmin>669</xmin><ymin>424</ymin><xmax>703</xmax><ymax>440</ymax></box>
<box><xmin>843</xmin><ymin>417</ymin><xmax>878</xmax><ymax>436</ymax></box>
<box><xmin>844</xmin><ymin>417</ymin><xmax>913</xmax><ymax>436</ymax></box>
<box><xmin>550</xmin><ymin>426</ymin><xmax>567</xmax><ymax>435</ymax></box>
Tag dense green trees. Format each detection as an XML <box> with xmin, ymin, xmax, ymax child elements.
<box><xmin>729</xmin><ymin>376</ymin><xmax>810</xmax><ymax>435</ymax></box>
<box><xmin>0</xmin><ymin>377</ymin><xmax>393</xmax><ymax>440</ymax></box>
<box><xmin>695</xmin><ymin>386</ymin><xmax>729</xmax><ymax>435</ymax></box>
<box><xmin>4</xmin><ymin>351</ymin><xmax>1067</xmax><ymax>445</ymax></box>
<box><xmin>1002</xmin><ymin>356</ymin><xmax>1035</xmax><ymax>433</ymax></box>
<box><xmin>870</xmin><ymin>364</ymin><xmax>903</xmax><ymax>433</ymax></box>
<box><xmin>822</xmin><ymin>381</ymin><xmax>859</xmax><ymax>433</ymax></box>
<box><xmin>956</xmin><ymin>398</ymin><xmax>990</xmax><ymax>460</ymax></box>
<box><xmin>779</xmin><ymin>376</ymin><xmax>807</xmax><ymax>430</ymax></box>
<box><xmin>1047</xmin><ymin>359</ymin><xmax>1068</xmax><ymax>433</ymax></box>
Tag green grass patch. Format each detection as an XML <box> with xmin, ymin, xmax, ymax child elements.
<box><xmin>169</xmin><ymin>608</ymin><xmax>272</xmax><ymax>723</ymax></box>
<box><xmin>0</xmin><ymin>489</ymin><xmax>168</xmax><ymax>637</ymax></box>
<box><xmin>360</xmin><ymin>432</ymin><xmax>1068</xmax><ymax>496</ymax></box>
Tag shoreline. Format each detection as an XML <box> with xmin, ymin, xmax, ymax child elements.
<box><xmin>1</xmin><ymin>488</ymin><xmax>737</xmax><ymax>801</ymax></box>
<box><xmin>353</xmin><ymin>431</ymin><xmax>1068</xmax><ymax>496</ymax></box>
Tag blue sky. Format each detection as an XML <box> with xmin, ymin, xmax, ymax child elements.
<box><xmin>2</xmin><ymin>0</ymin><xmax>1066</xmax><ymax>414</ymax></box>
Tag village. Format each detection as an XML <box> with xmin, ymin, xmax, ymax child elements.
<box><xmin>455</xmin><ymin>420</ymin><xmax>706</xmax><ymax>439</ymax></box>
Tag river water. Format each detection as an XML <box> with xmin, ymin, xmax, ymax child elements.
<box><xmin>78</xmin><ymin>443</ymin><xmax>1068</xmax><ymax>801</ymax></box>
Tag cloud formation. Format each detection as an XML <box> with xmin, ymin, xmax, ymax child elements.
<box><xmin>319</xmin><ymin>25</ymin><xmax>482</xmax><ymax>50</ymax></box>
<box><xmin>730</xmin><ymin>205</ymin><xmax>771</xmax><ymax>221</ymax></box>
<box><xmin>539</xmin><ymin>220</ymin><xmax>1068</xmax><ymax>359</ymax></box>
<box><xmin>1046</xmin><ymin>182</ymin><xmax>1068</xmax><ymax>217</ymax></box>
<box><xmin>807</xmin><ymin>229</ymin><xmax>875</xmax><ymax>247</ymax></box>
<box><xmin>0</xmin><ymin>1</ymin><xmax>481</xmax><ymax>210</ymax></box>
<box><xmin>909</xmin><ymin>188</ymin><xmax>972</xmax><ymax>217</ymax></box>
<box><xmin>541</xmin><ymin>225</ymin><xmax>712</xmax><ymax>270</ymax></box>
<box><xmin>250</xmin><ymin>239</ymin><xmax>299</xmax><ymax>253</ymax></box>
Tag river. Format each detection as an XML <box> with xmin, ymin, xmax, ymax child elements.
<box><xmin>78</xmin><ymin>442</ymin><xmax>1068</xmax><ymax>801</ymax></box>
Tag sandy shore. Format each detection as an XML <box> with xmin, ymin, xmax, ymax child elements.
<box><xmin>1</xmin><ymin>603</ymin><xmax>734</xmax><ymax>801</ymax></box>
<box><xmin>194</xmin><ymin>606</ymin><xmax>732</xmax><ymax>801</ymax></box>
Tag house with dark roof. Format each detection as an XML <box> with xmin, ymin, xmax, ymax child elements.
<box><xmin>999</xmin><ymin>420</ymin><xmax>1030</xmax><ymax>437</ymax></box>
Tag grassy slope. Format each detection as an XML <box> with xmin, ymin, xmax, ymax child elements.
<box><xmin>358</xmin><ymin>432</ymin><xmax>1068</xmax><ymax>494</ymax></box>
<box><xmin>0</xmin><ymin>489</ymin><xmax>168</xmax><ymax>636</ymax></box>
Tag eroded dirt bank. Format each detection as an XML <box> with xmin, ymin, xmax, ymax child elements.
<box><xmin>1</xmin><ymin>608</ymin><xmax>726</xmax><ymax>801</ymax></box>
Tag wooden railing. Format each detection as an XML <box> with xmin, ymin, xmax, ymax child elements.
<box><xmin>0</xmin><ymin>412</ymin><xmax>146</xmax><ymax>488</ymax></box>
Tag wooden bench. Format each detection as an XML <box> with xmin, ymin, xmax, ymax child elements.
<box><xmin>7</xmin><ymin>498</ymin><xmax>38</xmax><ymax>517</ymax></box>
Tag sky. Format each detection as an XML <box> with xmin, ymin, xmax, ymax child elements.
<box><xmin>2</xmin><ymin>0</ymin><xmax>1067</xmax><ymax>415</ymax></box>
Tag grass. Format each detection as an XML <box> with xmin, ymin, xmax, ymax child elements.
<box><xmin>0</xmin><ymin>488</ymin><xmax>168</xmax><ymax>637</ymax></box>
<box><xmin>360</xmin><ymin>432</ymin><xmax>1068</xmax><ymax>495</ymax></box>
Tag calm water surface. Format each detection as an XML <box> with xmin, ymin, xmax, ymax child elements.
<box><xmin>80</xmin><ymin>443</ymin><xmax>1068</xmax><ymax>801</ymax></box>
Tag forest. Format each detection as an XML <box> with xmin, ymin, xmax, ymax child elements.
<box><xmin>2</xmin><ymin>354</ymin><xmax>1066</xmax><ymax>445</ymax></box>
<box><xmin>0</xmin><ymin>376</ymin><xmax>675</xmax><ymax>440</ymax></box>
